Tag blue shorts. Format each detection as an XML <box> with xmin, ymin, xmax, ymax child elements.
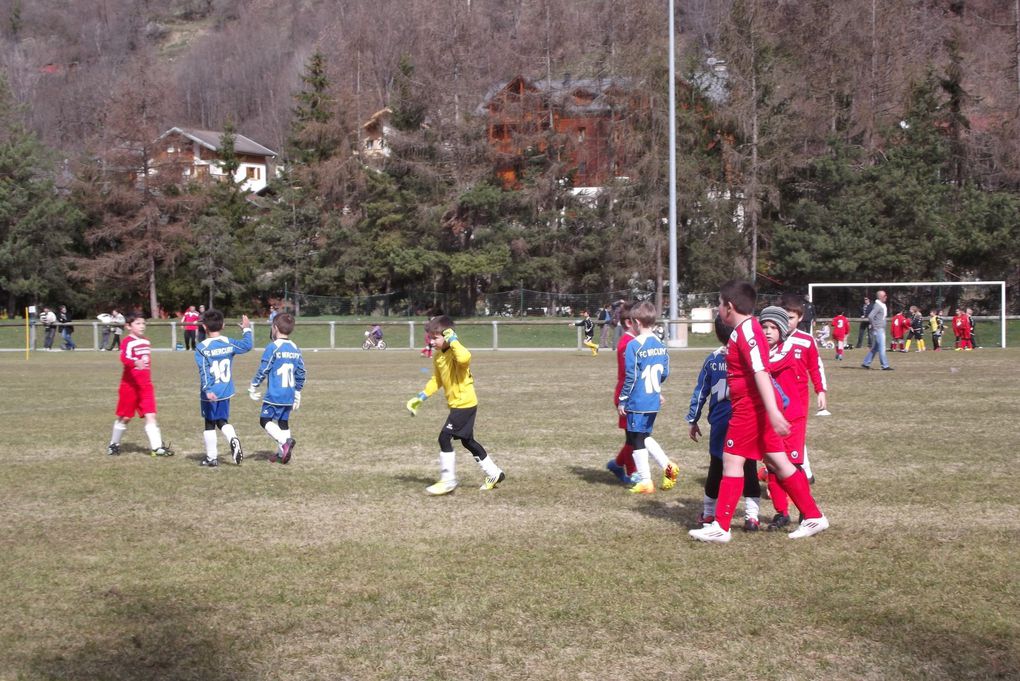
<box><xmin>626</xmin><ymin>412</ymin><xmax>657</xmax><ymax>434</ymax></box>
<box><xmin>708</xmin><ymin>423</ymin><xmax>727</xmax><ymax>460</ymax></box>
<box><xmin>260</xmin><ymin>404</ymin><xmax>293</xmax><ymax>422</ymax></box>
<box><xmin>200</xmin><ymin>399</ymin><xmax>230</xmax><ymax>422</ymax></box>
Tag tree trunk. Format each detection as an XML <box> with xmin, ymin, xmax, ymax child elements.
<box><xmin>1015</xmin><ymin>0</ymin><xmax>1020</xmax><ymax>114</ymax></box>
<box><xmin>749</xmin><ymin>62</ymin><xmax>760</xmax><ymax>283</ymax></box>
<box><xmin>148</xmin><ymin>251</ymin><xmax>159</xmax><ymax>319</ymax></box>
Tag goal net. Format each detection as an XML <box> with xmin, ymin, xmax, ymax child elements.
<box><xmin>807</xmin><ymin>280</ymin><xmax>1007</xmax><ymax>348</ymax></box>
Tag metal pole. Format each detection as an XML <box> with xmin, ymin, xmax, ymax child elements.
<box><xmin>667</xmin><ymin>0</ymin><xmax>679</xmax><ymax>338</ymax></box>
<box><xmin>1002</xmin><ymin>281</ymin><xmax>1007</xmax><ymax>348</ymax></box>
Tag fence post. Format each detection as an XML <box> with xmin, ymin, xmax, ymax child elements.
<box><xmin>92</xmin><ymin>322</ymin><xmax>99</xmax><ymax>350</ymax></box>
<box><xmin>409</xmin><ymin>321</ymin><xmax>415</xmax><ymax>349</ymax></box>
<box><xmin>492</xmin><ymin>320</ymin><xmax>498</xmax><ymax>350</ymax></box>
<box><xmin>329</xmin><ymin>321</ymin><xmax>336</xmax><ymax>349</ymax></box>
<box><xmin>576</xmin><ymin>324</ymin><xmax>582</xmax><ymax>349</ymax></box>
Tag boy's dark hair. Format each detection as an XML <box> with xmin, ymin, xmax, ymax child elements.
<box><xmin>203</xmin><ymin>309</ymin><xmax>225</xmax><ymax>332</ymax></box>
<box><xmin>428</xmin><ymin>315</ymin><xmax>455</xmax><ymax>334</ymax></box>
<box><xmin>719</xmin><ymin>280</ymin><xmax>756</xmax><ymax>315</ymax></box>
<box><xmin>124</xmin><ymin>311</ymin><xmax>144</xmax><ymax>326</ymax></box>
<box><xmin>779</xmin><ymin>293</ymin><xmax>806</xmax><ymax>317</ymax></box>
<box><xmin>274</xmin><ymin>313</ymin><xmax>295</xmax><ymax>336</ymax></box>
<box><xmin>834</xmin><ymin>308</ymin><xmax>845</xmax><ymax>316</ymax></box>
<box><xmin>714</xmin><ymin>315</ymin><xmax>733</xmax><ymax>344</ymax></box>
<box><xmin>631</xmin><ymin>301</ymin><xmax>658</xmax><ymax>328</ymax></box>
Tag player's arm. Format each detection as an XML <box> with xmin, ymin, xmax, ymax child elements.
<box><xmin>195</xmin><ymin>348</ymin><xmax>212</xmax><ymax>394</ymax></box>
<box><xmin>293</xmin><ymin>353</ymin><xmax>307</xmax><ymax>393</ymax></box>
<box><xmin>617</xmin><ymin>344</ymin><xmax>638</xmax><ymax>415</ymax></box>
<box><xmin>447</xmin><ymin>332</ymin><xmax>471</xmax><ymax>364</ymax></box>
<box><xmin>233</xmin><ymin>319</ymin><xmax>255</xmax><ymax>354</ymax></box>
<box><xmin>687</xmin><ymin>356</ymin><xmax>713</xmax><ymax>424</ymax></box>
<box><xmin>754</xmin><ymin>369</ymin><xmax>790</xmax><ymax>437</ymax></box>
<box><xmin>251</xmin><ymin>345</ymin><xmax>274</xmax><ymax>388</ymax></box>
<box><xmin>806</xmin><ymin>342</ymin><xmax>828</xmax><ymax>409</ymax></box>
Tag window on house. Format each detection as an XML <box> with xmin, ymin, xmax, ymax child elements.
<box><xmin>167</xmin><ymin>146</ymin><xmax>176</xmax><ymax>153</ymax></box>
<box><xmin>246</xmin><ymin>166</ymin><xmax>261</xmax><ymax>180</ymax></box>
<box><xmin>577</xmin><ymin>127</ymin><xmax>586</xmax><ymax>143</ymax></box>
<box><xmin>578</xmin><ymin>161</ymin><xmax>587</xmax><ymax>176</ymax></box>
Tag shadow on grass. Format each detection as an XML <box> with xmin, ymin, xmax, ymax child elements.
<box><xmin>394</xmin><ymin>473</ymin><xmax>435</xmax><ymax>488</ymax></box>
<box><xmin>631</xmin><ymin>497</ymin><xmax>703</xmax><ymax>528</ymax></box>
<box><xmin>566</xmin><ymin>465</ymin><xmax>629</xmax><ymax>487</ymax></box>
<box><xmin>246</xmin><ymin>449</ymin><xmax>278</xmax><ymax>462</ymax></box>
<box><xmin>29</xmin><ymin>588</ymin><xmax>251</xmax><ymax>681</ymax></box>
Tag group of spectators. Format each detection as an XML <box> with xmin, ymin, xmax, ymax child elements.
<box><xmin>595</xmin><ymin>300</ymin><xmax>629</xmax><ymax>348</ymax></box>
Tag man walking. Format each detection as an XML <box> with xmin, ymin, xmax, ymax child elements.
<box><xmin>861</xmin><ymin>290</ymin><xmax>892</xmax><ymax>370</ymax></box>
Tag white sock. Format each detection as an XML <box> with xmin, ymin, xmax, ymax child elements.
<box><xmin>264</xmin><ymin>421</ymin><xmax>286</xmax><ymax>446</ymax></box>
<box><xmin>745</xmin><ymin>496</ymin><xmax>761</xmax><ymax>521</ymax></box>
<box><xmin>110</xmin><ymin>421</ymin><xmax>127</xmax><ymax>445</ymax></box>
<box><xmin>632</xmin><ymin>448</ymin><xmax>651</xmax><ymax>483</ymax></box>
<box><xmin>645</xmin><ymin>436</ymin><xmax>669</xmax><ymax>469</ymax></box>
<box><xmin>204</xmin><ymin>430</ymin><xmax>218</xmax><ymax>459</ymax></box>
<box><xmin>144</xmin><ymin>423</ymin><xmax>162</xmax><ymax>450</ymax></box>
<box><xmin>439</xmin><ymin>450</ymin><xmax>456</xmax><ymax>481</ymax></box>
<box><xmin>477</xmin><ymin>455</ymin><xmax>501</xmax><ymax>477</ymax></box>
<box><xmin>220</xmin><ymin>423</ymin><xmax>238</xmax><ymax>442</ymax></box>
<box><xmin>800</xmin><ymin>450</ymin><xmax>813</xmax><ymax>479</ymax></box>
<box><xmin>281</xmin><ymin>429</ymin><xmax>291</xmax><ymax>441</ymax></box>
<box><xmin>703</xmin><ymin>494</ymin><xmax>716</xmax><ymax>518</ymax></box>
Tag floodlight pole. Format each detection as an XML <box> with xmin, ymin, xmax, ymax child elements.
<box><xmin>667</xmin><ymin>0</ymin><xmax>679</xmax><ymax>338</ymax></box>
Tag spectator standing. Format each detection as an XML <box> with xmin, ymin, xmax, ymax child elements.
<box><xmin>196</xmin><ymin>304</ymin><xmax>207</xmax><ymax>344</ymax></box>
<box><xmin>182</xmin><ymin>305</ymin><xmax>201</xmax><ymax>351</ymax></box>
<box><xmin>597</xmin><ymin>303</ymin><xmax>612</xmax><ymax>348</ymax></box>
<box><xmin>57</xmin><ymin>305</ymin><xmax>76</xmax><ymax>350</ymax></box>
<box><xmin>109</xmin><ymin>309</ymin><xmax>125</xmax><ymax>351</ymax></box>
<box><xmin>40</xmin><ymin>306</ymin><xmax>57</xmax><ymax>350</ymax></box>
<box><xmin>854</xmin><ymin>296</ymin><xmax>873</xmax><ymax>350</ymax></box>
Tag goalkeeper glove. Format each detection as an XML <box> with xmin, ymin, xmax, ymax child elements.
<box><xmin>406</xmin><ymin>391</ymin><xmax>427</xmax><ymax>416</ymax></box>
<box><xmin>248</xmin><ymin>385</ymin><xmax>261</xmax><ymax>401</ymax></box>
<box><xmin>293</xmin><ymin>391</ymin><xmax>301</xmax><ymax>410</ymax></box>
<box><xmin>442</xmin><ymin>327</ymin><xmax>458</xmax><ymax>344</ymax></box>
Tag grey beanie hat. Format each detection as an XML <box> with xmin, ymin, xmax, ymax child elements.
<box><xmin>759</xmin><ymin>306</ymin><xmax>790</xmax><ymax>340</ymax></box>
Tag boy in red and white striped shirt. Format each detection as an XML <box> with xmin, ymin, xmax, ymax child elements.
<box><xmin>107</xmin><ymin>313</ymin><xmax>173</xmax><ymax>458</ymax></box>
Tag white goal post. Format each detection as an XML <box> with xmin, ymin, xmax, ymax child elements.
<box><xmin>807</xmin><ymin>280</ymin><xmax>1008</xmax><ymax>349</ymax></box>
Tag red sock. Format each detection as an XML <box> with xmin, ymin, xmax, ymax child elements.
<box><xmin>768</xmin><ymin>474</ymin><xmax>788</xmax><ymax>515</ymax></box>
<box><xmin>777</xmin><ymin>468</ymin><xmax>821</xmax><ymax>519</ymax></box>
<box><xmin>716</xmin><ymin>475</ymin><xmax>744</xmax><ymax>531</ymax></box>
<box><xmin>615</xmin><ymin>444</ymin><xmax>635</xmax><ymax>475</ymax></box>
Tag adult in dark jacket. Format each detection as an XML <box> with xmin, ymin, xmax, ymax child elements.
<box><xmin>854</xmin><ymin>297</ymin><xmax>873</xmax><ymax>349</ymax></box>
<box><xmin>57</xmin><ymin>305</ymin><xmax>76</xmax><ymax>350</ymax></box>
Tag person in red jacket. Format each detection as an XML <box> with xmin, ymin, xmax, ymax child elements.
<box><xmin>889</xmin><ymin>309</ymin><xmax>908</xmax><ymax>352</ymax></box>
<box><xmin>607</xmin><ymin>302</ymin><xmax>638</xmax><ymax>483</ymax></box>
<box><xmin>830</xmin><ymin>309</ymin><xmax>850</xmax><ymax>361</ymax></box>
<box><xmin>182</xmin><ymin>305</ymin><xmax>201</xmax><ymax>351</ymax></box>
<box><xmin>952</xmin><ymin>308</ymin><xmax>971</xmax><ymax>350</ymax></box>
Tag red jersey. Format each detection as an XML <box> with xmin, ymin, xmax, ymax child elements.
<box><xmin>726</xmin><ymin>317</ymin><xmax>771</xmax><ymax>408</ymax></box>
<box><xmin>120</xmin><ymin>334</ymin><xmax>153</xmax><ymax>387</ymax></box>
<box><xmin>769</xmin><ymin>329</ymin><xmax>827</xmax><ymax>420</ymax></box>
<box><xmin>614</xmin><ymin>330</ymin><xmax>637</xmax><ymax>404</ymax></box>
<box><xmin>953</xmin><ymin>314</ymin><xmax>970</xmax><ymax>339</ymax></box>
<box><xmin>182</xmin><ymin>311</ymin><xmax>201</xmax><ymax>331</ymax></box>
<box><xmin>890</xmin><ymin>313</ymin><xmax>907</xmax><ymax>339</ymax></box>
<box><xmin>831</xmin><ymin>314</ymin><xmax>849</xmax><ymax>340</ymax></box>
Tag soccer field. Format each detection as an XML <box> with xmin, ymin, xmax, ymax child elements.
<box><xmin>2</xmin><ymin>347</ymin><xmax>1019</xmax><ymax>680</ymax></box>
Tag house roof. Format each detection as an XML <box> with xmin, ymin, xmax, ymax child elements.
<box><xmin>476</xmin><ymin>75</ymin><xmax>639</xmax><ymax>116</ymax></box>
<box><xmin>159</xmin><ymin>127</ymin><xmax>278</xmax><ymax>158</ymax></box>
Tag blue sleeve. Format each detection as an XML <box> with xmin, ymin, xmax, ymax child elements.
<box><xmin>687</xmin><ymin>355</ymin><xmax>713</xmax><ymax>423</ymax></box>
<box><xmin>294</xmin><ymin>351</ymin><xmax>306</xmax><ymax>392</ymax></box>
<box><xmin>771</xmin><ymin>377</ymin><xmax>790</xmax><ymax>410</ymax></box>
<box><xmin>232</xmin><ymin>329</ymin><xmax>254</xmax><ymax>355</ymax></box>
<box><xmin>251</xmin><ymin>343</ymin><xmax>274</xmax><ymax>387</ymax></box>
<box><xmin>195</xmin><ymin>347</ymin><xmax>212</xmax><ymax>393</ymax></box>
<box><xmin>619</xmin><ymin>342</ymin><xmax>638</xmax><ymax>405</ymax></box>
<box><xmin>661</xmin><ymin>345</ymin><xmax>670</xmax><ymax>383</ymax></box>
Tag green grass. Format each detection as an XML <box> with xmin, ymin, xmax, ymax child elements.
<box><xmin>1</xmin><ymin>346</ymin><xmax>1019</xmax><ymax>680</ymax></box>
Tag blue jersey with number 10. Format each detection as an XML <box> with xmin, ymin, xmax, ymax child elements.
<box><xmin>251</xmin><ymin>338</ymin><xmax>306</xmax><ymax>406</ymax></box>
<box><xmin>196</xmin><ymin>330</ymin><xmax>254</xmax><ymax>401</ymax></box>
<box><xmin>619</xmin><ymin>333</ymin><xmax>670</xmax><ymax>413</ymax></box>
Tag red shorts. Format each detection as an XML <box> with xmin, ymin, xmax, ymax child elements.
<box><xmin>117</xmin><ymin>381</ymin><xmax>157</xmax><ymax>419</ymax></box>
<box><xmin>723</xmin><ymin>399</ymin><xmax>785</xmax><ymax>461</ymax></box>
<box><xmin>783</xmin><ymin>416</ymin><xmax>807</xmax><ymax>465</ymax></box>
<box><xmin>891</xmin><ymin>332</ymin><xmax>904</xmax><ymax>340</ymax></box>
<box><xmin>618</xmin><ymin>413</ymin><xmax>627</xmax><ymax>430</ymax></box>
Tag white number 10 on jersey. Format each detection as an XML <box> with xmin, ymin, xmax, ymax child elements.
<box><xmin>641</xmin><ymin>364</ymin><xmax>664</xmax><ymax>394</ymax></box>
<box><xmin>276</xmin><ymin>363</ymin><xmax>295</xmax><ymax>388</ymax></box>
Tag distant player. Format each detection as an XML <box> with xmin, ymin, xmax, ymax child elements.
<box><xmin>953</xmin><ymin>308</ymin><xmax>972</xmax><ymax>351</ymax></box>
<box><xmin>689</xmin><ymin>280</ymin><xmax>827</xmax><ymax>543</ymax></box>
<box><xmin>406</xmin><ymin>316</ymin><xmax>505</xmax><ymax>495</ymax></box>
<box><xmin>107</xmin><ymin>313</ymin><xmax>173</xmax><ymax>458</ymax></box>
<box><xmin>606</xmin><ymin>302</ymin><xmax>638</xmax><ymax>483</ymax></box>
<box><xmin>194</xmin><ymin>309</ymin><xmax>253</xmax><ymax>467</ymax></box>
<box><xmin>249</xmin><ymin>312</ymin><xmax>305</xmax><ymax>464</ymax></box>
<box><xmin>831</xmin><ymin>309</ymin><xmax>849</xmax><ymax>361</ymax></box>
<box><xmin>966</xmin><ymin>307</ymin><xmax>977</xmax><ymax>349</ymax></box>
<box><xmin>929</xmin><ymin>308</ymin><xmax>944</xmax><ymax>351</ymax></box>
<box><xmin>890</xmin><ymin>308</ymin><xmax>908</xmax><ymax>353</ymax></box>
<box><xmin>904</xmin><ymin>306</ymin><xmax>926</xmax><ymax>352</ymax></box>
<box><xmin>570</xmin><ymin>309</ymin><xmax>599</xmax><ymax>356</ymax></box>
<box><xmin>686</xmin><ymin>316</ymin><xmax>762</xmax><ymax>529</ymax></box>
<box><xmin>617</xmin><ymin>301</ymin><xmax>678</xmax><ymax>494</ymax></box>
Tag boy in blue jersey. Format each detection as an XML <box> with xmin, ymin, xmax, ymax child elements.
<box><xmin>194</xmin><ymin>309</ymin><xmax>253</xmax><ymax>467</ymax></box>
<box><xmin>686</xmin><ymin>317</ymin><xmax>764</xmax><ymax>530</ymax></box>
<box><xmin>249</xmin><ymin>312</ymin><xmax>305</xmax><ymax>464</ymax></box>
<box><xmin>617</xmin><ymin>301</ymin><xmax>676</xmax><ymax>494</ymax></box>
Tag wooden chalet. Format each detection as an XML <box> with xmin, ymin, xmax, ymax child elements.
<box><xmin>153</xmin><ymin>127</ymin><xmax>279</xmax><ymax>193</ymax></box>
<box><xmin>360</xmin><ymin>108</ymin><xmax>394</xmax><ymax>160</ymax></box>
<box><xmin>476</xmin><ymin>75</ymin><xmax>645</xmax><ymax>189</ymax></box>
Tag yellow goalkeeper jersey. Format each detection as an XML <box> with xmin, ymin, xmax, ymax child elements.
<box><xmin>422</xmin><ymin>339</ymin><xmax>478</xmax><ymax>408</ymax></box>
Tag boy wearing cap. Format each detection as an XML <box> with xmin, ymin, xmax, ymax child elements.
<box><xmin>689</xmin><ymin>281</ymin><xmax>828</xmax><ymax>544</ymax></box>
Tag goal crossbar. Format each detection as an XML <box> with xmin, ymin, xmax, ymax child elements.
<box><xmin>807</xmin><ymin>280</ymin><xmax>1007</xmax><ymax>348</ymax></box>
